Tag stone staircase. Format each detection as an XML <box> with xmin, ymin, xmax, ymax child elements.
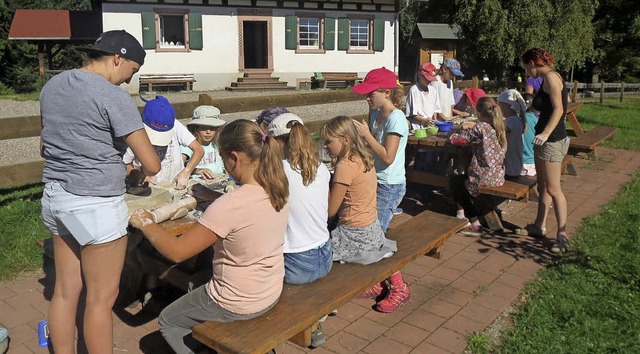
<box><xmin>225</xmin><ymin>71</ymin><xmax>295</xmax><ymax>91</ymax></box>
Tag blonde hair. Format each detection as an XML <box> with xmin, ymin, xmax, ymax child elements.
<box><xmin>276</xmin><ymin>122</ymin><xmax>320</xmax><ymax>186</ymax></box>
<box><xmin>217</xmin><ymin>119</ymin><xmax>288</xmax><ymax>211</ymax></box>
<box><xmin>375</xmin><ymin>87</ymin><xmax>404</xmax><ymax>109</ymax></box>
<box><xmin>320</xmin><ymin>116</ymin><xmax>374</xmax><ymax>172</ymax></box>
<box><xmin>476</xmin><ymin>97</ymin><xmax>507</xmax><ymax>148</ymax></box>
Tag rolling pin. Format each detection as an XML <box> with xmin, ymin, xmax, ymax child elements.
<box><xmin>150</xmin><ymin>196</ymin><xmax>197</xmax><ymax>223</ymax></box>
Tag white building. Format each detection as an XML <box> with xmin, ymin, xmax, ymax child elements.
<box><xmin>100</xmin><ymin>0</ymin><xmax>399</xmax><ymax>92</ymax></box>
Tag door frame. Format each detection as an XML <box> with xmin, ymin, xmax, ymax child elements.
<box><xmin>237</xmin><ymin>9</ymin><xmax>273</xmax><ymax>73</ymax></box>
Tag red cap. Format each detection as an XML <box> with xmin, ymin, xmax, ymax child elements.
<box><xmin>352</xmin><ymin>67</ymin><xmax>398</xmax><ymax>95</ymax></box>
<box><xmin>465</xmin><ymin>88</ymin><xmax>487</xmax><ymax>109</ymax></box>
<box><xmin>419</xmin><ymin>62</ymin><xmax>438</xmax><ymax>82</ymax></box>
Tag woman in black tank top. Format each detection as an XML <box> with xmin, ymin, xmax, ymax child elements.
<box><xmin>515</xmin><ymin>48</ymin><xmax>570</xmax><ymax>253</ymax></box>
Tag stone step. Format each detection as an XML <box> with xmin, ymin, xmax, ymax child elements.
<box><xmin>230</xmin><ymin>81</ymin><xmax>290</xmax><ymax>88</ymax></box>
<box><xmin>225</xmin><ymin>85</ymin><xmax>295</xmax><ymax>91</ymax></box>
<box><xmin>236</xmin><ymin>77</ymin><xmax>281</xmax><ymax>83</ymax></box>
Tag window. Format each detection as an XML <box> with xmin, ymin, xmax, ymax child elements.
<box><xmin>141</xmin><ymin>11</ymin><xmax>203</xmax><ymax>51</ymax></box>
<box><xmin>298</xmin><ymin>17</ymin><xmax>320</xmax><ymax>49</ymax></box>
<box><xmin>349</xmin><ymin>19</ymin><xmax>370</xmax><ymax>50</ymax></box>
<box><xmin>159</xmin><ymin>14</ymin><xmax>186</xmax><ymax>48</ymax></box>
<box><xmin>285</xmin><ymin>15</ymin><xmax>333</xmax><ymax>53</ymax></box>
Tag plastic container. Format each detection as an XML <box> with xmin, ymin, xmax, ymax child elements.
<box><xmin>37</xmin><ymin>321</ymin><xmax>48</xmax><ymax>347</ymax></box>
<box><xmin>426</xmin><ymin>126</ymin><xmax>439</xmax><ymax>135</ymax></box>
<box><xmin>435</xmin><ymin>121</ymin><xmax>454</xmax><ymax>132</ymax></box>
<box><xmin>414</xmin><ymin>129</ymin><xmax>427</xmax><ymax>138</ymax></box>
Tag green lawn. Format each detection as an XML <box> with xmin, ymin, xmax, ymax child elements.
<box><xmin>576</xmin><ymin>98</ymin><xmax>640</xmax><ymax>150</ymax></box>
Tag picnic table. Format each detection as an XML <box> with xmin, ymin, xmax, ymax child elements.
<box><xmin>404</xmin><ymin>124</ymin><xmax>536</xmax><ymax>231</ymax></box>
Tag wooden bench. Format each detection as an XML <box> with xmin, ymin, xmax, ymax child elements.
<box><xmin>192</xmin><ymin>210</ymin><xmax>466</xmax><ymax>354</ymax></box>
<box><xmin>139</xmin><ymin>73</ymin><xmax>196</xmax><ymax>92</ymax></box>
<box><xmin>311</xmin><ymin>72</ymin><xmax>362</xmax><ymax>89</ymax></box>
<box><xmin>406</xmin><ymin>170</ymin><xmax>537</xmax><ymax>231</ymax></box>
<box><xmin>562</xmin><ymin>102</ymin><xmax>617</xmax><ymax>175</ymax></box>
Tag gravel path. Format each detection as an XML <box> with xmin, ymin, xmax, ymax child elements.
<box><xmin>0</xmin><ymin>89</ymin><xmax>369</xmax><ymax>166</ymax></box>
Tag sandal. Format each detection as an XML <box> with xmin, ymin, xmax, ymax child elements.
<box><xmin>461</xmin><ymin>222</ymin><xmax>483</xmax><ymax>236</ymax></box>
<box><xmin>551</xmin><ymin>235</ymin><xmax>570</xmax><ymax>253</ymax></box>
<box><xmin>514</xmin><ymin>224</ymin><xmax>546</xmax><ymax>238</ymax></box>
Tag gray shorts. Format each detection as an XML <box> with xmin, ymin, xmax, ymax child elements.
<box><xmin>534</xmin><ymin>137</ymin><xmax>570</xmax><ymax>163</ymax></box>
<box><xmin>41</xmin><ymin>181</ymin><xmax>128</xmax><ymax>245</ymax></box>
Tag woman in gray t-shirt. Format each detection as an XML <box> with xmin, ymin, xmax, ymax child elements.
<box><xmin>39</xmin><ymin>30</ymin><xmax>160</xmax><ymax>354</ymax></box>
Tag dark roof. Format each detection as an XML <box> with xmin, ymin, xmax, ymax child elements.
<box><xmin>417</xmin><ymin>23</ymin><xmax>460</xmax><ymax>40</ymax></box>
<box><xmin>9</xmin><ymin>9</ymin><xmax>102</xmax><ymax>41</ymax></box>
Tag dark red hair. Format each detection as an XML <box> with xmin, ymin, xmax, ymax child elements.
<box><xmin>521</xmin><ymin>48</ymin><xmax>554</xmax><ymax>68</ymax></box>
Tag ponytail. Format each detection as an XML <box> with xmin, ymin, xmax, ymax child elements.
<box><xmin>217</xmin><ymin>119</ymin><xmax>289</xmax><ymax>211</ymax></box>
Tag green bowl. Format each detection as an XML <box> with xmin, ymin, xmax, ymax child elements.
<box><xmin>414</xmin><ymin>129</ymin><xmax>427</xmax><ymax>138</ymax></box>
<box><xmin>427</xmin><ymin>126</ymin><xmax>439</xmax><ymax>135</ymax></box>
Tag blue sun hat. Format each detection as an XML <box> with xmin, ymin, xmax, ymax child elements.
<box><xmin>141</xmin><ymin>95</ymin><xmax>175</xmax><ymax>146</ymax></box>
<box><xmin>442</xmin><ymin>58</ymin><xmax>464</xmax><ymax>78</ymax></box>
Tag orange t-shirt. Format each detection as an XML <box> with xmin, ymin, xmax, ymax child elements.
<box><xmin>199</xmin><ymin>184</ymin><xmax>288</xmax><ymax>314</ymax></box>
<box><xmin>333</xmin><ymin>157</ymin><xmax>378</xmax><ymax>228</ymax></box>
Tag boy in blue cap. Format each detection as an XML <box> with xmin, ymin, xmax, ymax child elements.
<box><xmin>435</xmin><ymin>58</ymin><xmax>471</xmax><ymax>120</ymax></box>
<box><xmin>124</xmin><ymin>95</ymin><xmax>204</xmax><ymax>190</ymax></box>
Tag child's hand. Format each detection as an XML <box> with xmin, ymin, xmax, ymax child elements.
<box><xmin>129</xmin><ymin>209</ymin><xmax>154</xmax><ymax>230</ymax></box>
<box><xmin>196</xmin><ymin>168</ymin><xmax>215</xmax><ymax>180</ymax></box>
<box><xmin>145</xmin><ymin>176</ymin><xmax>158</xmax><ymax>185</ymax></box>
<box><xmin>173</xmin><ymin>171</ymin><xmax>190</xmax><ymax>190</ymax></box>
<box><xmin>353</xmin><ymin>119</ymin><xmax>370</xmax><ymax>137</ymax></box>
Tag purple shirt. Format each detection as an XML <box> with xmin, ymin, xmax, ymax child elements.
<box><xmin>526</xmin><ymin>76</ymin><xmax>543</xmax><ymax>94</ymax></box>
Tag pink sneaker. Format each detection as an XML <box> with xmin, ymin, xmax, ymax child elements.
<box><xmin>375</xmin><ymin>283</ymin><xmax>411</xmax><ymax>313</ymax></box>
<box><xmin>357</xmin><ymin>282</ymin><xmax>385</xmax><ymax>300</ymax></box>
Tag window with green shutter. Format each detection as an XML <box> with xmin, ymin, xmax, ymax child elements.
<box><xmin>188</xmin><ymin>13</ymin><xmax>203</xmax><ymax>50</ymax></box>
<box><xmin>373</xmin><ymin>18</ymin><xmax>384</xmax><ymax>52</ymax></box>
<box><xmin>285</xmin><ymin>15</ymin><xmax>297</xmax><ymax>50</ymax></box>
<box><xmin>337</xmin><ymin>18</ymin><xmax>349</xmax><ymax>51</ymax></box>
<box><xmin>324</xmin><ymin>17</ymin><xmax>335</xmax><ymax>50</ymax></box>
<box><xmin>141</xmin><ymin>12</ymin><xmax>156</xmax><ymax>49</ymax></box>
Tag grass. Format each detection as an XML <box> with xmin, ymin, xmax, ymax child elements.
<box><xmin>495</xmin><ymin>172</ymin><xmax>640</xmax><ymax>353</ymax></box>
<box><xmin>0</xmin><ymin>92</ymin><xmax>40</xmax><ymax>101</ymax></box>
<box><xmin>575</xmin><ymin>97</ymin><xmax>640</xmax><ymax>150</ymax></box>
<box><xmin>466</xmin><ymin>332</ymin><xmax>492</xmax><ymax>353</ymax></box>
<box><xmin>0</xmin><ymin>184</ymin><xmax>48</xmax><ymax>282</ymax></box>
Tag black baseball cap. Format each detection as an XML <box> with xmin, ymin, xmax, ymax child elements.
<box><xmin>79</xmin><ymin>30</ymin><xmax>146</xmax><ymax>66</ymax></box>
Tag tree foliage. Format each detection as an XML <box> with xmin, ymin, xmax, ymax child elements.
<box><xmin>451</xmin><ymin>0</ymin><xmax>597</xmax><ymax>83</ymax></box>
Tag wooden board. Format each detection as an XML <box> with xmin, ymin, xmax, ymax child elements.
<box><xmin>569</xmin><ymin>126</ymin><xmax>617</xmax><ymax>153</ymax></box>
<box><xmin>192</xmin><ymin>211</ymin><xmax>466</xmax><ymax>354</ymax></box>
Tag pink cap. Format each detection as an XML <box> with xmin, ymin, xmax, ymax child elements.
<box><xmin>352</xmin><ymin>67</ymin><xmax>398</xmax><ymax>95</ymax></box>
<box><xmin>419</xmin><ymin>62</ymin><xmax>438</xmax><ymax>81</ymax></box>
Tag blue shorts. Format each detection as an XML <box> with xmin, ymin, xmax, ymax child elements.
<box><xmin>284</xmin><ymin>240</ymin><xmax>332</xmax><ymax>285</ymax></box>
<box><xmin>41</xmin><ymin>181</ymin><xmax>128</xmax><ymax>245</ymax></box>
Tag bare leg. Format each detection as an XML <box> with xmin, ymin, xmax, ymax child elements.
<box><xmin>49</xmin><ymin>234</ymin><xmax>83</xmax><ymax>354</ymax></box>
<box><xmin>543</xmin><ymin>161</ymin><xmax>568</xmax><ymax>236</ymax></box>
<box><xmin>534</xmin><ymin>156</ymin><xmax>552</xmax><ymax>230</ymax></box>
<box><xmin>81</xmin><ymin>236</ymin><xmax>128</xmax><ymax>354</ymax></box>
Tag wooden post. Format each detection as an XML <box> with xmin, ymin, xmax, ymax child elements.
<box><xmin>471</xmin><ymin>76</ymin><xmax>479</xmax><ymax>89</ymax></box>
<box><xmin>37</xmin><ymin>43</ymin><xmax>46</xmax><ymax>76</ymax></box>
<box><xmin>600</xmin><ymin>81</ymin><xmax>605</xmax><ymax>104</ymax></box>
<box><xmin>572</xmin><ymin>80</ymin><xmax>579</xmax><ymax>102</ymax></box>
<box><xmin>620</xmin><ymin>82</ymin><xmax>625</xmax><ymax>102</ymax></box>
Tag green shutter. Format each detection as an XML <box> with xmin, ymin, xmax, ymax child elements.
<box><xmin>188</xmin><ymin>13</ymin><xmax>203</xmax><ymax>50</ymax></box>
<box><xmin>285</xmin><ymin>15</ymin><xmax>297</xmax><ymax>50</ymax></box>
<box><xmin>141</xmin><ymin>12</ymin><xmax>156</xmax><ymax>49</ymax></box>
<box><xmin>373</xmin><ymin>18</ymin><xmax>385</xmax><ymax>52</ymax></box>
<box><xmin>324</xmin><ymin>17</ymin><xmax>335</xmax><ymax>50</ymax></box>
<box><xmin>337</xmin><ymin>18</ymin><xmax>349</xmax><ymax>51</ymax></box>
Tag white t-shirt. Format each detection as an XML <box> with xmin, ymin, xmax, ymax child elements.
<box><xmin>434</xmin><ymin>76</ymin><xmax>455</xmax><ymax>118</ymax></box>
<box><xmin>123</xmin><ymin>120</ymin><xmax>196</xmax><ymax>183</ymax></box>
<box><xmin>504</xmin><ymin>115</ymin><xmax>524</xmax><ymax>177</ymax></box>
<box><xmin>283</xmin><ymin>160</ymin><xmax>331</xmax><ymax>253</ymax></box>
<box><xmin>405</xmin><ymin>83</ymin><xmax>441</xmax><ymax>130</ymax></box>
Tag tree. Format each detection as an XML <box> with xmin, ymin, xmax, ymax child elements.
<box><xmin>451</xmin><ymin>0</ymin><xmax>596</xmax><ymax>85</ymax></box>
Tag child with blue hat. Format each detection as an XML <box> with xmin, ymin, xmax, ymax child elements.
<box><xmin>124</xmin><ymin>95</ymin><xmax>204</xmax><ymax>190</ymax></box>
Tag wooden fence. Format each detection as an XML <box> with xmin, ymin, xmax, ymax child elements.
<box><xmin>0</xmin><ymin>90</ymin><xmax>366</xmax><ymax>188</ymax></box>
<box><xmin>566</xmin><ymin>81</ymin><xmax>640</xmax><ymax>103</ymax></box>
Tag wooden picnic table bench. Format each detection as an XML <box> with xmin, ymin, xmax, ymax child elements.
<box><xmin>139</xmin><ymin>73</ymin><xmax>196</xmax><ymax>92</ymax></box>
<box><xmin>405</xmin><ymin>132</ymin><xmax>537</xmax><ymax>232</ymax></box>
<box><xmin>192</xmin><ymin>210</ymin><xmax>466</xmax><ymax>354</ymax></box>
<box><xmin>311</xmin><ymin>71</ymin><xmax>362</xmax><ymax>89</ymax></box>
<box><xmin>562</xmin><ymin>102</ymin><xmax>618</xmax><ymax>175</ymax></box>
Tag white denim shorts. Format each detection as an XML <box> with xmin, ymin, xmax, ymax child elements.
<box><xmin>41</xmin><ymin>181</ymin><xmax>128</xmax><ymax>245</ymax></box>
